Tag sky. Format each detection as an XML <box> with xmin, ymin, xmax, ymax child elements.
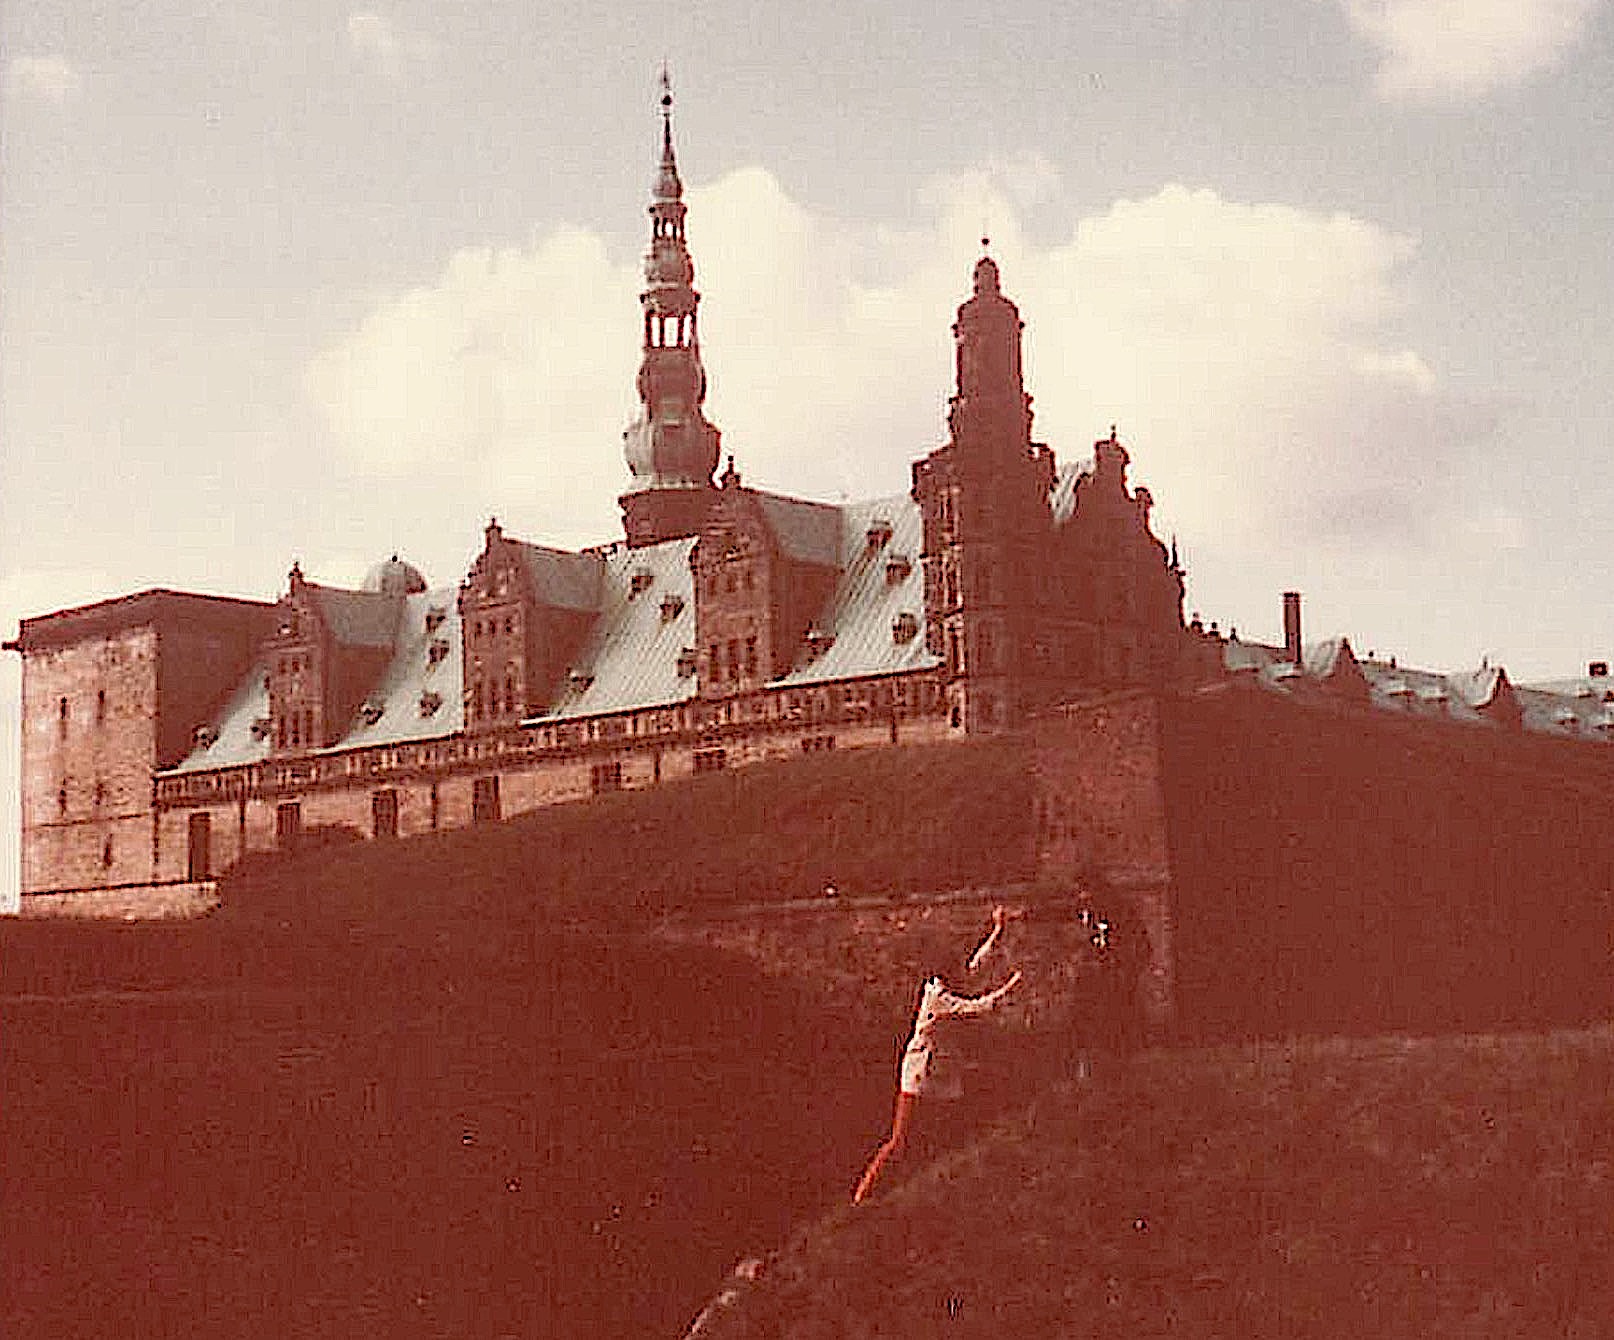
<box><xmin>4</xmin><ymin>0</ymin><xmax>1613</xmax><ymax>907</ymax></box>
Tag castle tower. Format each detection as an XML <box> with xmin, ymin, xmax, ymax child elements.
<box><xmin>619</xmin><ymin>71</ymin><xmax>721</xmax><ymax>548</ymax></box>
<box><xmin>912</xmin><ymin>248</ymin><xmax>1056</xmax><ymax>733</ymax></box>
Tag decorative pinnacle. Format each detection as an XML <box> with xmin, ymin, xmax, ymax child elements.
<box><xmin>652</xmin><ymin>66</ymin><xmax>683</xmax><ymax>201</ymax></box>
<box><xmin>660</xmin><ymin>65</ymin><xmax>674</xmax><ymax>158</ymax></box>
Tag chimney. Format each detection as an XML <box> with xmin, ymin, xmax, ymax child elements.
<box><xmin>1591</xmin><ymin>661</ymin><xmax>1609</xmax><ymax>679</ymax></box>
<box><xmin>1282</xmin><ymin>591</ymin><xmax>1302</xmax><ymax>665</ymax></box>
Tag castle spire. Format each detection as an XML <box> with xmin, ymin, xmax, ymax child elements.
<box><xmin>619</xmin><ymin>69</ymin><xmax>722</xmax><ymax>548</ymax></box>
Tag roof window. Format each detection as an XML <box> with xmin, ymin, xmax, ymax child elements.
<box><xmin>804</xmin><ymin>627</ymin><xmax>835</xmax><ymax>660</ymax></box>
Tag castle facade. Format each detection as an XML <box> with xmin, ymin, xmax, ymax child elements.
<box><xmin>8</xmin><ymin>92</ymin><xmax>1610</xmax><ymax>904</ymax></box>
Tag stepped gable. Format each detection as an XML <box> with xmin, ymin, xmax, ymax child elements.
<box><xmin>459</xmin><ymin>522</ymin><xmax>607</xmax><ymax>726</ymax></box>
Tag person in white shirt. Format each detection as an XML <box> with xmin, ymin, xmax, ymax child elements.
<box><xmin>852</xmin><ymin>905</ymin><xmax>1022</xmax><ymax>1205</ymax></box>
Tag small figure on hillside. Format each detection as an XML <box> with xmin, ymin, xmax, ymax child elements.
<box><xmin>852</xmin><ymin>905</ymin><xmax>1022</xmax><ymax>1205</ymax></box>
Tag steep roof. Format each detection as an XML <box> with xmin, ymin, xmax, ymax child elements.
<box><xmin>1049</xmin><ymin>458</ymin><xmax>1092</xmax><ymax>526</ymax></box>
<box><xmin>308</xmin><ymin>585</ymin><xmax>402</xmax><ymax>649</ymax></box>
<box><xmin>753</xmin><ymin>492</ymin><xmax>842</xmax><ymax>567</ymax></box>
<box><xmin>772</xmin><ymin>494</ymin><xmax>938</xmax><ymax>687</ymax></box>
<box><xmin>1221</xmin><ymin>638</ymin><xmax>1611</xmax><ymax>742</ymax></box>
<box><xmin>541</xmin><ymin>538</ymin><xmax>698</xmax><ymax>719</ymax></box>
<box><xmin>164</xmin><ymin>587</ymin><xmax>463</xmax><ymax>773</ymax></box>
<box><xmin>510</xmin><ymin>541</ymin><xmax>605</xmax><ymax>612</ymax></box>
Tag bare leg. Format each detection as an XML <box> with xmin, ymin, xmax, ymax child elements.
<box><xmin>853</xmin><ymin>1090</ymin><xmax>917</xmax><ymax>1204</ymax></box>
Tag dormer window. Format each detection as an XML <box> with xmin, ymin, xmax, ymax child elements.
<box><xmin>419</xmin><ymin>690</ymin><xmax>443</xmax><ymax>718</ymax></box>
<box><xmin>630</xmin><ymin>569</ymin><xmax>655</xmax><ymax>598</ymax></box>
<box><xmin>193</xmin><ymin>724</ymin><xmax>220</xmax><ymax>749</ymax></box>
<box><xmin>676</xmin><ymin>647</ymin><xmax>698</xmax><ymax>677</ymax></box>
<box><xmin>805</xmin><ymin>628</ymin><xmax>835</xmax><ymax>660</ymax></box>
<box><xmin>360</xmin><ymin>701</ymin><xmax>385</xmax><ymax>726</ymax></box>
<box><xmin>567</xmin><ymin>670</ymin><xmax>595</xmax><ymax>691</ymax></box>
<box><xmin>428</xmin><ymin>637</ymin><xmax>450</xmax><ymax>666</ymax></box>
<box><xmin>865</xmin><ymin>519</ymin><xmax>894</xmax><ymax>552</ymax></box>
<box><xmin>250</xmin><ymin>717</ymin><xmax>272</xmax><ymax>741</ymax></box>
<box><xmin>660</xmin><ymin>593</ymin><xmax>685</xmax><ymax>622</ymax></box>
<box><xmin>892</xmin><ymin>612</ymin><xmax>919</xmax><ymax>644</ymax></box>
<box><xmin>885</xmin><ymin>554</ymin><xmax>913</xmax><ymax>585</ymax></box>
<box><xmin>425</xmin><ymin>606</ymin><xmax>447</xmax><ymax>632</ymax></box>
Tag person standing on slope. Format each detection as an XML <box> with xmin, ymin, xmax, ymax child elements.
<box><xmin>852</xmin><ymin>906</ymin><xmax>1022</xmax><ymax>1205</ymax></box>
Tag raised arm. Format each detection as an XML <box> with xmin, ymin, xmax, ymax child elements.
<box><xmin>936</xmin><ymin>969</ymin><xmax>1023</xmax><ymax>1018</ymax></box>
<box><xmin>966</xmin><ymin>905</ymin><xmax>1009</xmax><ymax>972</ymax></box>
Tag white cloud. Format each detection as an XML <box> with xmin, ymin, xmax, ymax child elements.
<box><xmin>308</xmin><ymin>165</ymin><xmax>1508</xmax><ymax>655</ymax></box>
<box><xmin>1342</xmin><ymin>0</ymin><xmax>1605</xmax><ymax>99</ymax></box>
<box><xmin>7</xmin><ymin>55</ymin><xmax>82</xmax><ymax>106</ymax></box>
<box><xmin>347</xmin><ymin>11</ymin><xmax>438</xmax><ymax>81</ymax></box>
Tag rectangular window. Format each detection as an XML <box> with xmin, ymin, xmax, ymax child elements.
<box><xmin>590</xmin><ymin>761</ymin><xmax>623</xmax><ymax>794</ymax></box>
<box><xmin>692</xmin><ymin>748</ymin><xmax>727</xmax><ymax>774</ymax></box>
<box><xmin>187</xmin><ymin>812</ymin><xmax>212</xmax><ymax>881</ymax></box>
<box><xmin>472</xmin><ymin>775</ymin><xmax>501</xmax><ymax>825</ymax></box>
<box><xmin>744</xmin><ymin>636</ymin><xmax>758</xmax><ymax>677</ymax></box>
<box><xmin>275</xmin><ymin>801</ymin><xmax>302</xmax><ymax>848</ymax></box>
<box><xmin>372</xmin><ymin>788</ymin><xmax>399</xmax><ymax>840</ymax></box>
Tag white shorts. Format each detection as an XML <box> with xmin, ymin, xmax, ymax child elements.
<box><xmin>899</xmin><ymin>1044</ymin><xmax>932</xmax><ymax>1096</ymax></box>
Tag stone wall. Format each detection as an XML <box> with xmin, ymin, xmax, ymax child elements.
<box><xmin>150</xmin><ymin>716</ymin><xmax>956</xmax><ymax>884</ymax></box>
<box><xmin>652</xmin><ymin>885</ymin><xmax>1126</xmax><ymax>1071</ymax></box>
<box><xmin>1027</xmin><ymin>691</ymin><xmax>1177</xmax><ymax>1031</ymax></box>
<box><xmin>19</xmin><ymin>626</ymin><xmax>160</xmax><ymax>893</ymax></box>
<box><xmin>15</xmin><ymin>881</ymin><xmax>219</xmax><ymax>921</ymax></box>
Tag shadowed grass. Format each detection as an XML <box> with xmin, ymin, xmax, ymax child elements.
<box><xmin>701</xmin><ymin>1028</ymin><xmax>1614</xmax><ymax>1338</ymax></box>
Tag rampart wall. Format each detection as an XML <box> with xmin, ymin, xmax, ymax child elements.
<box><xmin>1158</xmin><ymin>682</ymin><xmax>1614</xmax><ymax>1037</ymax></box>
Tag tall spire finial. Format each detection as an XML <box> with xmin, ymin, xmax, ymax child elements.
<box><xmin>653</xmin><ymin>65</ymin><xmax>682</xmax><ymax>201</ymax></box>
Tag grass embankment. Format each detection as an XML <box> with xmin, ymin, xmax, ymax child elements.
<box><xmin>2</xmin><ymin>738</ymin><xmax>1035</xmax><ymax>1338</ymax></box>
<box><xmin>700</xmin><ymin>1028</ymin><xmax>1614</xmax><ymax>1338</ymax></box>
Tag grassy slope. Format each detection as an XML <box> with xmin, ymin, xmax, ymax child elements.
<box><xmin>702</xmin><ymin>1029</ymin><xmax>1614</xmax><ymax>1339</ymax></box>
<box><xmin>1</xmin><ymin>738</ymin><xmax>1034</xmax><ymax>1338</ymax></box>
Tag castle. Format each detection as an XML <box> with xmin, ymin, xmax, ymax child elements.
<box><xmin>7</xmin><ymin>87</ymin><xmax>1612</xmax><ymax>907</ymax></box>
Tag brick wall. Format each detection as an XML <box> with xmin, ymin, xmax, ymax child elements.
<box><xmin>19</xmin><ymin>627</ymin><xmax>159</xmax><ymax>893</ymax></box>
<box><xmin>654</xmin><ymin>888</ymin><xmax>1108</xmax><ymax>1053</ymax></box>
<box><xmin>1026</xmin><ymin>692</ymin><xmax>1176</xmax><ymax>1030</ymax></box>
